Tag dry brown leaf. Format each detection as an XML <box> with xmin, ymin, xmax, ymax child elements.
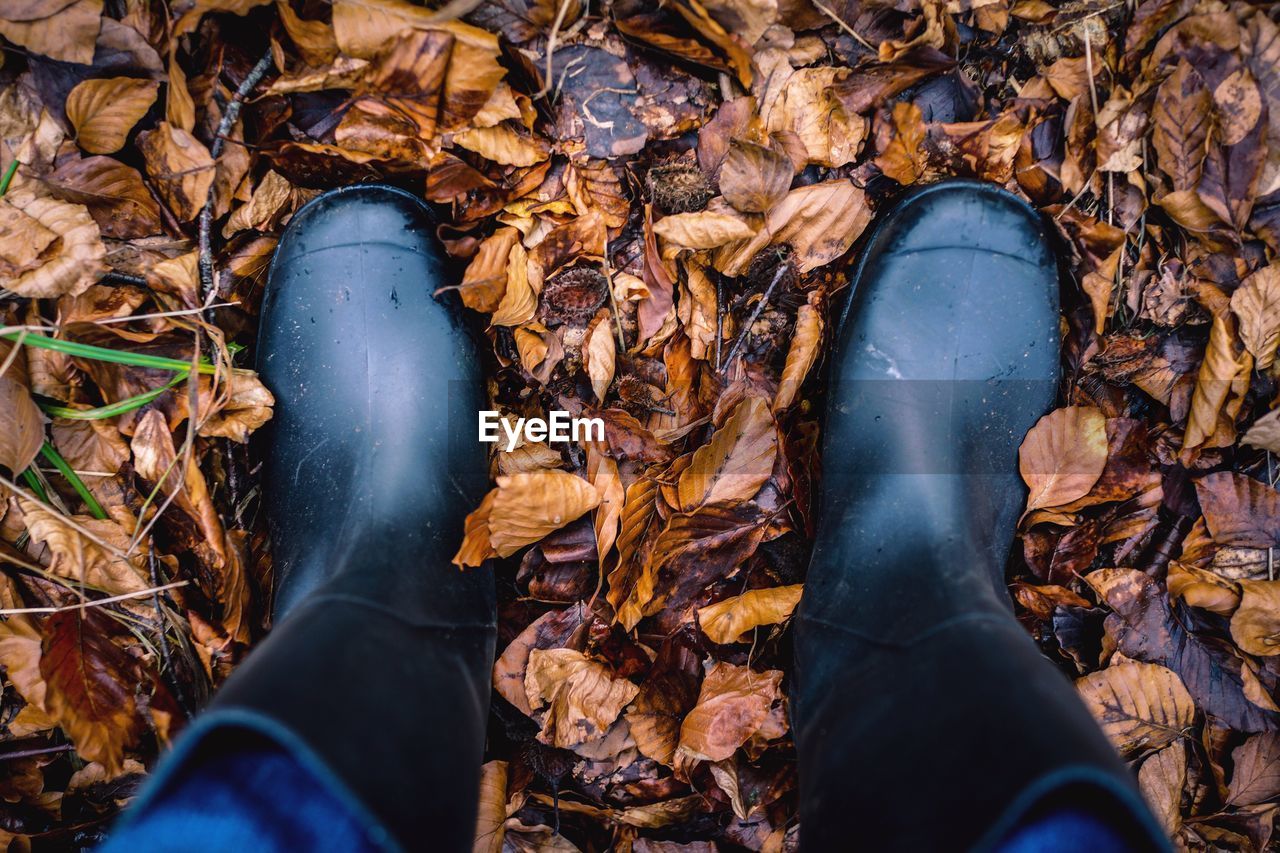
<box><xmin>1076</xmin><ymin>661</ymin><xmax>1195</xmax><ymax>756</ymax></box>
<box><xmin>1227</xmin><ymin>733</ymin><xmax>1280</xmax><ymax>806</ymax></box>
<box><xmin>713</xmin><ymin>180</ymin><xmax>871</xmax><ymax>276</ymax></box>
<box><xmin>1230</xmin><ymin>263</ymin><xmax>1280</xmax><ymax>369</ymax></box>
<box><xmin>0</xmin><ymin>0</ymin><xmax>102</xmax><ymax>64</ymax></box>
<box><xmin>1167</xmin><ymin>561</ymin><xmax>1241</xmax><ymax>616</ymax></box>
<box><xmin>1242</xmin><ymin>408</ymin><xmax>1280</xmax><ymax>453</ymax></box>
<box><xmin>876</xmin><ymin>101</ymin><xmax>929</xmax><ymax>184</ymax></box>
<box><xmin>583</xmin><ymin>315</ymin><xmax>616</xmax><ymax>403</ymax></box>
<box><xmin>1152</xmin><ymin>59</ymin><xmax>1208</xmax><ymax>190</ymax></box>
<box><xmin>1019</xmin><ymin>406</ymin><xmax>1109</xmax><ymax>514</ymax></box>
<box><xmin>1230</xmin><ymin>580</ymin><xmax>1280</xmax><ymax>657</ymax></box>
<box><xmin>774</xmin><ymin>296</ymin><xmax>822</xmax><ymax>412</ymax></box>
<box><xmin>0</xmin><ymin>190</ymin><xmax>105</xmax><ymax>298</ymax></box>
<box><xmin>490</xmin><ymin>240</ymin><xmax>539</xmax><ymax>327</ymax></box>
<box><xmin>675</xmin><ymin>661</ymin><xmax>785</xmax><ymax>765</ymax></box>
<box><xmin>0</xmin><ymin>338</ymin><xmax>45</xmax><ymax>474</ymax></box>
<box><xmin>524</xmin><ymin>648</ymin><xmax>639</xmax><ymax>748</ymax></box>
<box><xmin>652</xmin><ymin>207</ymin><xmax>757</xmax><ymax>253</ymax></box>
<box><xmin>697</xmin><ymin>584</ymin><xmax>803</xmax><ymax>644</ymax></box>
<box><xmin>65</xmin><ymin>77</ymin><xmax>159</xmax><ymax>155</ymax></box>
<box><xmin>1194</xmin><ymin>471</ymin><xmax>1280</xmax><ymax>549</ymax></box>
<box><xmin>473</xmin><ymin>759</ymin><xmax>509</xmax><ymax>853</ymax></box>
<box><xmin>755</xmin><ymin>57</ymin><xmax>864</xmax><ymax>168</ymax></box>
<box><xmin>453</xmin><ymin>124</ymin><xmax>549</xmax><ymax>168</ymax></box>
<box><xmin>455</xmin><ymin>470</ymin><xmax>601</xmax><ymax>566</ymax></box>
<box><xmin>1184</xmin><ymin>310</ymin><xmax>1252</xmax><ymax>452</ymax></box>
<box><xmin>18</xmin><ymin>499</ymin><xmax>150</xmax><ymax>597</ymax></box>
<box><xmin>136</xmin><ymin>122</ymin><xmax>216</xmax><ymax>222</ymax></box>
<box><xmin>675</xmin><ymin>397</ymin><xmax>777</xmax><ymax>512</ymax></box>
<box><xmin>44</xmin><ymin>156</ymin><xmax>162</xmax><ymax>240</ymax></box>
<box><xmin>223</xmin><ymin>170</ymin><xmax>307</xmax><ymax>238</ymax></box>
<box><xmin>720</xmin><ymin>139</ymin><xmax>792</xmax><ymax>213</ymax></box>
<box><xmin>1138</xmin><ymin>741</ymin><xmax>1187</xmax><ymax>836</ymax></box>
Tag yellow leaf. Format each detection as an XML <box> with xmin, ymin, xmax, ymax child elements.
<box><xmin>66</xmin><ymin>77</ymin><xmax>159</xmax><ymax>155</ymax></box>
<box><xmin>697</xmin><ymin>584</ymin><xmax>803</xmax><ymax>644</ymax></box>
<box><xmin>453</xmin><ymin>470</ymin><xmax>601</xmax><ymax>567</ymax></box>
<box><xmin>490</xmin><ymin>240</ymin><xmax>539</xmax><ymax>326</ymax></box>
<box><xmin>675</xmin><ymin>397</ymin><xmax>777</xmax><ymax>512</ymax></box>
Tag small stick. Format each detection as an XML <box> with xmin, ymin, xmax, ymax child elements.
<box><xmin>811</xmin><ymin>0</ymin><xmax>876</xmax><ymax>52</ymax></box>
<box><xmin>720</xmin><ymin>263</ymin><xmax>788</xmax><ymax>372</ymax></box>
<box><xmin>199</xmin><ymin>50</ymin><xmax>274</xmax><ymax>307</ymax></box>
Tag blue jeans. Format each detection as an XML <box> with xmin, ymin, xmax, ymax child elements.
<box><xmin>102</xmin><ymin>742</ymin><xmax>1136</xmax><ymax>852</ymax></box>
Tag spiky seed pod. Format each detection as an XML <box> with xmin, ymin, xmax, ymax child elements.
<box><xmin>647</xmin><ymin>162</ymin><xmax>713</xmax><ymax>214</ymax></box>
<box><xmin>540</xmin><ymin>266</ymin><xmax>609</xmax><ymax>327</ymax></box>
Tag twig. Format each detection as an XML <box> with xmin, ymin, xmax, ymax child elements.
<box><xmin>532</xmin><ymin>0</ymin><xmax>576</xmax><ymax>100</ymax></box>
<box><xmin>0</xmin><ymin>581</ymin><xmax>187</xmax><ymax>616</ymax></box>
<box><xmin>719</xmin><ymin>263</ymin><xmax>788</xmax><ymax>372</ymax></box>
<box><xmin>150</xmin><ymin>551</ymin><xmax>193</xmax><ymax>716</ymax></box>
<box><xmin>811</xmin><ymin>0</ymin><xmax>876</xmax><ymax>53</ymax></box>
<box><xmin>199</xmin><ymin>50</ymin><xmax>274</xmax><ymax>307</ymax></box>
<box><xmin>0</xmin><ymin>744</ymin><xmax>75</xmax><ymax>762</ymax></box>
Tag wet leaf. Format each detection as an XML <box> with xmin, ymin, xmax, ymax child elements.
<box><xmin>524</xmin><ymin>648</ymin><xmax>640</xmax><ymax>748</ymax></box>
<box><xmin>0</xmin><ymin>338</ymin><xmax>45</xmax><ymax>474</ymax></box>
<box><xmin>675</xmin><ymin>661</ymin><xmax>785</xmax><ymax>765</ymax></box>
<box><xmin>136</xmin><ymin>121</ymin><xmax>215</xmax><ymax>222</ymax></box>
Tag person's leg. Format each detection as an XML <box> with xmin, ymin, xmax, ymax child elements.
<box><xmin>791</xmin><ymin>181</ymin><xmax>1169</xmax><ymax>851</ymax></box>
<box><xmin>109</xmin><ymin>186</ymin><xmax>496</xmax><ymax>852</ymax></box>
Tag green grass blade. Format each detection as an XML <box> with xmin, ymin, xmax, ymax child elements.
<box><xmin>20</xmin><ymin>468</ymin><xmax>49</xmax><ymax>504</ymax></box>
<box><xmin>0</xmin><ymin>160</ymin><xmax>18</xmax><ymax>197</ymax></box>
<box><xmin>0</xmin><ymin>330</ymin><xmax>217</xmax><ymax>375</ymax></box>
<box><xmin>39</xmin><ymin>442</ymin><xmax>108</xmax><ymax>520</ymax></box>
<box><xmin>40</xmin><ymin>375</ymin><xmax>187</xmax><ymax>421</ymax></box>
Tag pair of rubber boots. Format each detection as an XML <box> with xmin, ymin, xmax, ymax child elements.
<box><xmin>127</xmin><ymin>182</ymin><xmax>1169</xmax><ymax>851</ymax></box>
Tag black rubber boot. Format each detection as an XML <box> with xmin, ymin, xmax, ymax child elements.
<box><xmin>792</xmin><ymin>180</ymin><xmax>1168</xmax><ymax>851</ymax></box>
<box><xmin>126</xmin><ymin>186</ymin><xmax>496</xmax><ymax>851</ymax></box>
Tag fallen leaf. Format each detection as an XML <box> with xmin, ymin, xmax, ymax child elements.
<box><xmin>698</xmin><ymin>584</ymin><xmax>803</xmax><ymax>644</ymax></box>
<box><xmin>1227</xmin><ymin>732</ymin><xmax>1280</xmax><ymax>806</ymax></box>
<box><xmin>43</xmin><ymin>156</ymin><xmax>162</xmax><ymax>239</ymax></box>
<box><xmin>1076</xmin><ymin>661</ymin><xmax>1195</xmax><ymax>755</ymax></box>
<box><xmin>676</xmin><ymin>400</ymin><xmax>776</xmax><ymax>514</ymax></box>
<box><xmin>65</xmin><ymin>77</ymin><xmax>158</xmax><ymax>155</ymax></box>
<box><xmin>773</xmin><ymin>296</ymin><xmax>822</xmax><ymax>412</ymax></box>
<box><xmin>524</xmin><ymin>648</ymin><xmax>639</xmax><ymax>748</ymax></box>
<box><xmin>455</xmin><ymin>470</ymin><xmax>602</xmax><ymax>566</ymax></box>
<box><xmin>0</xmin><ymin>338</ymin><xmax>45</xmax><ymax>474</ymax></box>
<box><xmin>0</xmin><ymin>190</ymin><xmax>105</xmax><ymax>297</ymax></box>
<box><xmin>675</xmin><ymin>661</ymin><xmax>785</xmax><ymax>764</ymax></box>
<box><xmin>136</xmin><ymin>121</ymin><xmax>216</xmax><ymax>222</ymax></box>
<box><xmin>1230</xmin><ymin>262</ymin><xmax>1280</xmax><ymax>369</ymax></box>
<box><xmin>1194</xmin><ymin>472</ymin><xmax>1280</xmax><ymax>549</ymax></box>
<box><xmin>1019</xmin><ymin>406</ymin><xmax>1109</xmax><ymax>514</ymax></box>
<box><xmin>1231</xmin><ymin>580</ymin><xmax>1280</xmax><ymax>657</ymax></box>
<box><xmin>720</xmin><ymin>139</ymin><xmax>792</xmax><ymax>213</ymax></box>
<box><xmin>40</xmin><ymin>609</ymin><xmax>146</xmax><ymax>776</ymax></box>
<box><xmin>1138</xmin><ymin>741</ymin><xmax>1187</xmax><ymax>836</ymax></box>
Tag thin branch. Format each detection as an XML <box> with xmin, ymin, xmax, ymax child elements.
<box><xmin>532</xmin><ymin>0</ymin><xmax>576</xmax><ymax>100</ymax></box>
<box><xmin>811</xmin><ymin>0</ymin><xmax>876</xmax><ymax>52</ymax></box>
<box><xmin>200</xmin><ymin>50</ymin><xmax>274</xmax><ymax>307</ymax></box>
<box><xmin>720</xmin><ymin>263</ymin><xmax>788</xmax><ymax>373</ymax></box>
<box><xmin>0</xmin><ymin>581</ymin><xmax>187</xmax><ymax>615</ymax></box>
